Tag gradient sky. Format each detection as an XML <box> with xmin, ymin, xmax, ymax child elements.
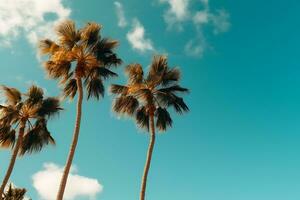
<box><xmin>1</xmin><ymin>0</ymin><xmax>300</xmax><ymax>199</ymax></box>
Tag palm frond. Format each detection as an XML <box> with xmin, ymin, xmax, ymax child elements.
<box><xmin>0</xmin><ymin>105</ymin><xmax>19</xmax><ymax>126</ymax></box>
<box><xmin>85</xmin><ymin>77</ymin><xmax>104</xmax><ymax>100</ymax></box>
<box><xmin>80</xmin><ymin>22</ymin><xmax>102</xmax><ymax>47</ymax></box>
<box><xmin>63</xmin><ymin>79</ymin><xmax>77</xmax><ymax>99</ymax></box>
<box><xmin>0</xmin><ymin>127</ymin><xmax>15</xmax><ymax>148</ymax></box>
<box><xmin>146</xmin><ymin>55</ymin><xmax>168</xmax><ymax>84</ymax></box>
<box><xmin>3</xmin><ymin>184</ymin><xmax>27</xmax><ymax>200</ymax></box>
<box><xmin>44</xmin><ymin>60</ymin><xmax>71</xmax><ymax>79</ymax></box>
<box><xmin>156</xmin><ymin>92</ymin><xmax>189</xmax><ymax>114</ymax></box>
<box><xmin>94</xmin><ymin>38</ymin><xmax>122</xmax><ymax>67</ymax></box>
<box><xmin>161</xmin><ymin>68</ymin><xmax>181</xmax><ymax>86</ymax></box>
<box><xmin>113</xmin><ymin>96</ymin><xmax>139</xmax><ymax>115</ymax></box>
<box><xmin>1</xmin><ymin>86</ymin><xmax>21</xmax><ymax>105</ymax></box>
<box><xmin>38</xmin><ymin>97</ymin><xmax>62</xmax><ymax>118</ymax></box>
<box><xmin>110</xmin><ymin>84</ymin><xmax>128</xmax><ymax>95</ymax></box>
<box><xmin>158</xmin><ymin>85</ymin><xmax>189</xmax><ymax>94</ymax></box>
<box><xmin>39</xmin><ymin>39</ymin><xmax>60</xmax><ymax>55</ymax></box>
<box><xmin>135</xmin><ymin>106</ymin><xmax>149</xmax><ymax>130</ymax></box>
<box><xmin>26</xmin><ymin>85</ymin><xmax>44</xmax><ymax>106</ymax></box>
<box><xmin>20</xmin><ymin>119</ymin><xmax>55</xmax><ymax>155</ymax></box>
<box><xmin>155</xmin><ymin>107</ymin><xmax>172</xmax><ymax>131</ymax></box>
<box><xmin>55</xmin><ymin>20</ymin><xmax>79</xmax><ymax>49</ymax></box>
<box><xmin>125</xmin><ymin>64</ymin><xmax>144</xmax><ymax>84</ymax></box>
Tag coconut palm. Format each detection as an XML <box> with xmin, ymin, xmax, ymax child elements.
<box><xmin>38</xmin><ymin>19</ymin><xmax>122</xmax><ymax>200</ymax></box>
<box><xmin>0</xmin><ymin>85</ymin><xmax>62</xmax><ymax>199</ymax></box>
<box><xmin>2</xmin><ymin>184</ymin><xmax>31</xmax><ymax>200</ymax></box>
<box><xmin>110</xmin><ymin>55</ymin><xmax>189</xmax><ymax>200</ymax></box>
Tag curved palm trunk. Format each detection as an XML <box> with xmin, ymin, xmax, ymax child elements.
<box><xmin>140</xmin><ymin>114</ymin><xmax>156</xmax><ymax>200</ymax></box>
<box><xmin>0</xmin><ymin>121</ymin><xmax>26</xmax><ymax>200</ymax></box>
<box><xmin>56</xmin><ymin>78</ymin><xmax>83</xmax><ymax>200</ymax></box>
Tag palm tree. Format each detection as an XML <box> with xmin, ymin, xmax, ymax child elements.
<box><xmin>38</xmin><ymin>19</ymin><xmax>122</xmax><ymax>200</ymax></box>
<box><xmin>110</xmin><ymin>55</ymin><xmax>189</xmax><ymax>200</ymax></box>
<box><xmin>0</xmin><ymin>85</ymin><xmax>62</xmax><ymax>199</ymax></box>
<box><xmin>2</xmin><ymin>184</ymin><xmax>31</xmax><ymax>200</ymax></box>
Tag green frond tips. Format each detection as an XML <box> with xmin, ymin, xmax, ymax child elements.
<box><xmin>135</xmin><ymin>106</ymin><xmax>149</xmax><ymax>130</ymax></box>
<box><xmin>55</xmin><ymin>19</ymin><xmax>79</xmax><ymax>49</ymax></box>
<box><xmin>26</xmin><ymin>85</ymin><xmax>44</xmax><ymax>106</ymax></box>
<box><xmin>0</xmin><ymin>127</ymin><xmax>15</xmax><ymax>148</ymax></box>
<box><xmin>113</xmin><ymin>96</ymin><xmax>139</xmax><ymax>115</ymax></box>
<box><xmin>1</xmin><ymin>86</ymin><xmax>22</xmax><ymax>106</ymax></box>
<box><xmin>63</xmin><ymin>79</ymin><xmax>77</xmax><ymax>99</ymax></box>
<box><xmin>110</xmin><ymin>84</ymin><xmax>128</xmax><ymax>95</ymax></box>
<box><xmin>155</xmin><ymin>107</ymin><xmax>172</xmax><ymax>131</ymax></box>
<box><xmin>125</xmin><ymin>64</ymin><xmax>144</xmax><ymax>84</ymax></box>
<box><xmin>19</xmin><ymin>119</ymin><xmax>55</xmax><ymax>156</ymax></box>
<box><xmin>85</xmin><ymin>77</ymin><xmax>104</xmax><ymax>100</ymax></box>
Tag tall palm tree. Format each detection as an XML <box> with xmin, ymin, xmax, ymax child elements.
<box><xmin>38</xmin><ymin>19</ymin><xmax>122</xmax><ymax>200</ymax></box>
<box><xmin>110</xmin><ymin>55</ymin><xmax>189</xmax><ymax>200</ymax></box>
<box><xmin>0</xmin><ymin>85</ymin><xmax>62</xmax><ymax>199</ymax></box>
<box><xmin>2</xmin><ymin>184</ymin><xmax>31</xmax><ymax>200</ymax></box>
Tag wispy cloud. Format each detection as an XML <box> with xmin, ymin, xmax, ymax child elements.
<box><xmin>126</xmin><ymin>19</ymin><xmax>155</xmax><ymax>53</ymax></box>
<box><xmin>114</xmin><ymin>1</ymin><xmax>127</xmax><ymax>28</ymax></box>
<box><xmin>158</xmin><ymin>0</ymin><xmax>231</xmax><ymax>57</ymax></box>
<box><xmin>0</xmin><ymin>0</ymin><xmax>71</xmax><ymax>47</ymax></box>
<box><xmin>159</xmin><ymin>0</ymin><xmax>190</xmax><ymax>30</ymax></box>
<box><xmin>32</xmin><ymin>163</ymin><xmax>103</xmax><ymax>200</ymax></box>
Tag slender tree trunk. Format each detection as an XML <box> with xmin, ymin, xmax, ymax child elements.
<box><xmin>56</xmin><ymin>78</ymin><xmax>83</xmax><ymax>200</ymax></box>
<box><xmin>0</xmin><ymin>121</ymin><xmax>26</xmax><ymax>200</ymax></box>
<box><xmin>140</xmin><ymin>114</ymin><xmax>156</xmax><ymax>200</ymax></box>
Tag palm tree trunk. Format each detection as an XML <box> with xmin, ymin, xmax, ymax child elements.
<box><xmin>56</xmin><ymin>78</ymin><xmax>83</xmax><ymax>200</ymax></box>
<box><xmin>139</xmin><ymin>114</ymin><xmax>156</xmax><ymax>200</ymax></box>
<box><xmin>0</xmin><ymin>121</ymin><xmax>26</xmax><ymax>200</ymax></box>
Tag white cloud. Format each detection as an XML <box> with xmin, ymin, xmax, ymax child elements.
<box><xmin>114</xmin><ymin>1</ymin><xmax>127</xmax><ymax>28</ymax></box>
<box><xmin>0</xmin><ymin>0</ymin><xmax>71</xmax><ymax>47</ymax></box>
<box><xmin>184</xmin><ymin>31</ymin><xmax>206</xmax><ymax>57</ymax></box>
<box><xmin>210</xmin><ymin>9</ymin><xmax>231</xmax><ymax>34</ymax></box>
<box><xmin>159</xmin><ymin>0</ymin><xmax>190</xmax><ymax>30</ymax></box>
<box><xmin>158</xmin><ymin>0</ymin><xmax>230</xmax><ymax>57</ymax></box>
<box><xmin>126</xmin><ymin>19</ymin><xmax>154</xmax><ymax>52</ymax></box>
<box><xmin>32</xmin><ymin>163</ymin><xmax>103</xmax><ymax>200</ymax></box>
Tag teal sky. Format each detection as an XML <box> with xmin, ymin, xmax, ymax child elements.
<box><xmin>1</xmin><ymin>0</ymin><xmax>300</xmax><ymax>199</ymax></box>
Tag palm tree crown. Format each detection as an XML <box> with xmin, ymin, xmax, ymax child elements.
<box><xmin>39</xmin><ymin>20</ymin><xmax>122</xmax><ymax>100</ymax></box>
<box><xmin>110</xmin><ymin>55</ymin><xmax>189</xmax><ymax>131</ymax></box>
<box><xmin>0</xmin><ymin>85</ymin><xmax>62</xmax><ymax>155</ymax></box>
<box><xmin>2</xmin><ymin>184</ymin><xmax>30</xmax><ymax>200</ymax></box>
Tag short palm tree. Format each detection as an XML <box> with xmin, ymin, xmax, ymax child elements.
<box><xmin>38</xmin><ymin>19</ymin><xmax>122</xmax><ymax>200</ymax></box>
<box><xmin>0</xmin><ymin>85</ymin><xmax>62</xmax><ymax>199</ymax></box>
<box><xmin>110</xmin><ymin>55</ymin><xmax>189</xmax><ymax>200</ymax></box>
<box><xmin>2</xmin><ymin>184</ymin><xmax>31</xmax><ymax>200</ymax></box>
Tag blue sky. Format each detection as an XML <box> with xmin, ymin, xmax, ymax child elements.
<box><xmin>1</xmin><ymin>0</ymin><xmax>300</xmax><ymax>199</ymax></box>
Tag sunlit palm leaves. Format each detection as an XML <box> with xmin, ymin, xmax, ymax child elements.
<box><xmin>2</xmin><ymin>184</ymin><xmax>30</xmax><ymax>200</ymax></box>
<box><xmin>0</xmin><ymin>85</ymin><xmax>62</xmax><ymax>155</ymax></box>
<box><xmin>111</xmin><ymin>55</ymin><xmax>189</xmax><ymax>131</ymax></box>
<box><xmin>39</xmin><ymin>20</ymin><xmax>122</xmax><ymax>100</ymax></box>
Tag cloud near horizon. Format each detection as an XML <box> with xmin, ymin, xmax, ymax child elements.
<box><xmin>0</xmin><ymin>0</ymin><xmax>71</xmax><ymax>47</ymax></box>
<box><xmin>32</xmin><ymin>163</ymin><xmax>103</xmax><ymax>200</ymax></box>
